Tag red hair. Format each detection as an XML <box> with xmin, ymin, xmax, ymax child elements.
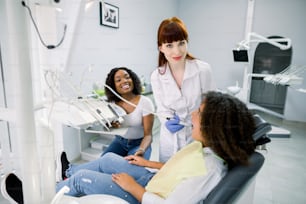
<box><xmin>157</xmin><ymin>17</ymin><xmax>195</xmax><ymax>71</ymax></box>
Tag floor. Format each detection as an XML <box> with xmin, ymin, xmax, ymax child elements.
<box><xmin>0</xmin><ymin>111</ymin><xmax>305</xmax><ymax>204</ymax></box>
<box><xmin>252</xmin><ymin>111</ymin><xmax>306</xmax><ymax>204</ymax></box>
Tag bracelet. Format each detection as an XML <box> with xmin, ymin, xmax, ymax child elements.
<box><xmin>137</xmin><ymin>148</ymin><xmax>145</xmax><ymax>153</ymax></box>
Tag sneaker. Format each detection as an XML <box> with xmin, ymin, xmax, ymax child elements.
<box><xmin>56</xmin><ymin>151</ymin><xmax>70</xmax><ymax>182</ymax></box>
<box><xmin>1</xmin><ymin>173</ymin><xmax>24</xmax><ymax>204</ymax></box>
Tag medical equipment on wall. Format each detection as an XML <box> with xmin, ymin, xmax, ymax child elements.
<box><xmin>21</xmin><ymin>1</ymin><xmax>67</xmax><ymax>49</ymax></box>
<box><xmin>41</xmin><ymin>69</ymin><xmax>127</xmax><ymax>132</ymax></box>
<box><xmin>232</xmin><ymin>0</ymin><xmax>294</xmax><ymax>139</ymax></box>
<box><xmin>233</xmin><ymin>32</ymin><xmax>293</xmax><ymax>103</ymax></box>
<box><xmin>234</xmin><ymin>33</ymin><xmax>305</xmax><ymax>95</ymax></box>
<box><xmin>236</xmin><ymin>32</ymin><xmax>292</xmax><ymax>51</ymax></box>
<box><xmin>263</xmin><ymin>65</ymin><xmax>305</xmax><ymax>86</ymax></box>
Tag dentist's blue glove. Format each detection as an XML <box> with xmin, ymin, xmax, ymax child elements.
<box><xmin>165</xmin><ymin>114</ymin><xmax>184</xmax><ymax>133</ymax></box>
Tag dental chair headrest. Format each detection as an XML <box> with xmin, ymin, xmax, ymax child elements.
<box><xmin>253</xmin><ymin>114</ymin><xmax>272</xmax><ymax>146</ymax></box>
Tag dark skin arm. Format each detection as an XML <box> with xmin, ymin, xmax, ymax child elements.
<box><xmin>135</xmin><ymin>113</ymin><xmax>154</xmax><ymax>156</ymax></box>
<box><xmin>125</xmin><ymin>155</ymin><xmax>164</xmax><ymax>169</ymax></box>
<box><xmin>112</xmin><ymin>173</ymin><xmax>145</xmax><ymax>202</ymax></box>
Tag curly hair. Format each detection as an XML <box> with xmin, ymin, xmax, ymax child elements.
<box><xmin>104</xmin><ymin>67</ymin><xmax>142</xmax><ymax>102</ymax></box>
<box><xmin>201</xmin><ymin>91</ymin><xmax>256</xmax><ymax>168</ymax></box>
<box><xmin>157</xmin><ymin>17</ymin><xmax>195</xmax><ymax>68</ymax></box>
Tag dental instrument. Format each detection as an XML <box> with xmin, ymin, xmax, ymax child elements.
<box><xmin>43</xmin><ymin>70</ymin><xmax>122</xmax><ymax>130</ymax></box>
<box><xmin>166</xmin><ymin>108</ymin><xmax>193</xmax><ymax>127</ymax></box>
<box><xmin>166</xmin><ymin>117</ymin><xmax>193</xmax><ymax>127</ymax></box>
<box><xmin>263</xmin><ymin>65</ymin><xmax>305</xmax><ymax>86</ymax></box>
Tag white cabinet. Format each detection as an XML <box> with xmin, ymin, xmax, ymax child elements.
<box><xmin>80</xmin><ymin>131</ymin><xmax>114</xmax><ymax>161</ymax></box>
<box><xmin>50</xmin><ymin>98</ymin><xmax>127</xmax><ymax>161</ymax></box>
<box><xmin>61</xmin><ymin>125</ymin><xmax>128</xmax><ymax>162</ymax></box>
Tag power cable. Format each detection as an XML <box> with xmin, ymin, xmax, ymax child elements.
<box><xmin>21</xmin><ymin>1</ymin><xmax>67</xmax><ymax>49</ymax></box>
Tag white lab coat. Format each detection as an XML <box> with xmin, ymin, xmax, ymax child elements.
<box><xmin>150</xmin><ymin>59</ymin><xmax>216</xmax><ymax>162</ymax></box>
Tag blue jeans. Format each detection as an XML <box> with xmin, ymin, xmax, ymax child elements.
<box><xmin>102</xmin><ymin>135</ymin><xmax>152</xmax><ymax>160</ymax></box>
<box><xmin>56</xmin><ymin>153</ymin><xmax>155</xmax><ymax>204</ymax></box>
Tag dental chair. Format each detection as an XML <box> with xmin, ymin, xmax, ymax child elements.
<box><xmin>201</xmin><ymin>114</ymin><xmax>271</xmax><ymax>204</ymax></box>
<box><xmin>1</xmin><ymin>115</ymin><xmax>271</xmax><ymax>204</ymax></box>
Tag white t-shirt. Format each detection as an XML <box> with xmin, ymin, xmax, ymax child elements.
<box><xmin>120</xmin><ymin>95</ymin><xmax>154</xmax><ymax>139</ymax></box>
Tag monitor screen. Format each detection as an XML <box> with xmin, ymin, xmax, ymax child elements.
<box><xmin>233</xmin><ymin>50</ymin><xmax>249</xmax><ymax>62</ymax></box>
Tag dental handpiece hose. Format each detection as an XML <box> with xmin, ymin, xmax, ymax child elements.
<box><xmin>103</xmin><ymin>83</ymin><xmax>193</xmax><ymax>127</ymax></box>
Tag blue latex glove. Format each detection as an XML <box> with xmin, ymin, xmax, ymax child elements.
<box><xmin>165</xmin><ymin>114</ymin><xmax>184</xmax><ymax>133</ymax></box>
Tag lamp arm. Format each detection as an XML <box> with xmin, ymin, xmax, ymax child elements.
<box><xmin>248</xmin><ymin>32</ymin><xmax>291</xmax><ymax>50</ymax></box>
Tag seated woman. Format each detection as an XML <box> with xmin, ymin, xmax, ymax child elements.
<box><xmin>57</xmin><ymin>67</ymin><xmax>155</xmax><ymax>181</ymax></box>
<box><xmin>102</xmin><ymin>67</ymin><xmax>154</xmax><ymax>158</ymax></box>
<box><xmin>56</xmin><ymin>91</ymin><xmax>256</xmax><ymax>204</ymax></box>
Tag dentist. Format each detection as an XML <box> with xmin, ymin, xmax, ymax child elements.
<box><xmin>151</xmin><ymin>17</ymin><xmax>216</xmax><ymax>162</ymax></box>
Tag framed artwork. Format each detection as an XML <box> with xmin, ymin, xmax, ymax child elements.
<box><xmin>100</xmin><ymin>2</ymin><xmax>119</xmax><ymax>28</ymax></box>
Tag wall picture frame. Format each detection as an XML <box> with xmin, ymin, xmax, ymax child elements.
<box><xmin>100</xmin><ymin>2</ymin><xmax>119</xmax><ymax>28</ymax></box>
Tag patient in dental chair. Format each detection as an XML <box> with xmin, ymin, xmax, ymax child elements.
<box><xmin>0</xmin><ymin>91</ymin><xmax>256</xmax><ymax>203</ymax></box>
<box><xmin>55</xmin><ymin>91</ymin><xmax>256</xmax><ymax>204</ymax></box>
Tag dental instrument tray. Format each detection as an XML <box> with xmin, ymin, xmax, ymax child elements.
<box><xmin>49</xmin><ymin>97</ymin><xmax>126</xmax><ymax>130</ymax></box>
<box><xmin>85</xmin><ymin>124</ymin><xmax>128</xmax><ymax>136</ymax></box>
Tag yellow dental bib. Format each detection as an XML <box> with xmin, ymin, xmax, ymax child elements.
<box><xmin>145</xmin><ymin>141</ymin><xmax>207</xmax><ymax>198</ymax></box>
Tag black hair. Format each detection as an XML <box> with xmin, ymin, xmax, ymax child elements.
<box><xmin>201</xmin><ymin>91</ymin><xmax>256</xmax><ymax>168</ymax></box>
<box><xmin>105</xmin><ymin>67</ymin><xmax>142</xmax><ymax>102</ymax></box>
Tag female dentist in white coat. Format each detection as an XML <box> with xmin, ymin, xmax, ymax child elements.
<box><xmin>151</xmin><ymin>17</ymin><xmax>216</xmax><ymax>162</ymax></box>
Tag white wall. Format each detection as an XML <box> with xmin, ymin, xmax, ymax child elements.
<box><xmin>59</xmin><ymin>0</ymin><xmax>178</xmax><ymax>95</ymax></box>
<box><xmin>178</xmin><ymin>0</ymin><xmax>248</xmax><ymax>89</ymax></box>
<box><xmin>33</xmin><ymin>0</ymin><xmax>306</xmax><ymax>121</ymax></box>
<box><xmin>178</xmin><ymin>0</ymin><xmax>306</xmax><ymax>122</ymax></box>
<box><xmin>2</xmin><ymin>0</ymin><xmax>305</xmax><ymax>121</ymax></box>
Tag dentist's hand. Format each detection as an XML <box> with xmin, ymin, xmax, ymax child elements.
<box><xmin>165</xmin><ymin>114</ymin><xmax>184</xmax><ymax>133</ymax></box>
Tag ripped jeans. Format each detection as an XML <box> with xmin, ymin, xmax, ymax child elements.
<box><xmin>56</xmin><ymin>153</ymin><xmax>155</xmax><ymax>204</ymax></box>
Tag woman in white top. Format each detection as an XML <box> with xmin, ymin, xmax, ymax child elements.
<box><xmin>101</xmin><ymin>67</ymin><xmax>155</xmax><ymax>159</ymax></box>
<box><xmin>151</xmin><ymin>17</ymin><xmax>216</xmax><ymax>162</ymax></box>
<box><xmin>56</xmin><ymin>67</ymin><xmax>155</xmax><ymax>182</ymax></box>
<box><xmin>56</xmin><ymin>91</ymin><xmax>256</xmax><ymax>204</ymax></box>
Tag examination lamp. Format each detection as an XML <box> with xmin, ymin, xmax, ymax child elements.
<box><xmin>233</xmin><ymin>32</ymin><xmax>292</xmax><ymax>62</ymax></box>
